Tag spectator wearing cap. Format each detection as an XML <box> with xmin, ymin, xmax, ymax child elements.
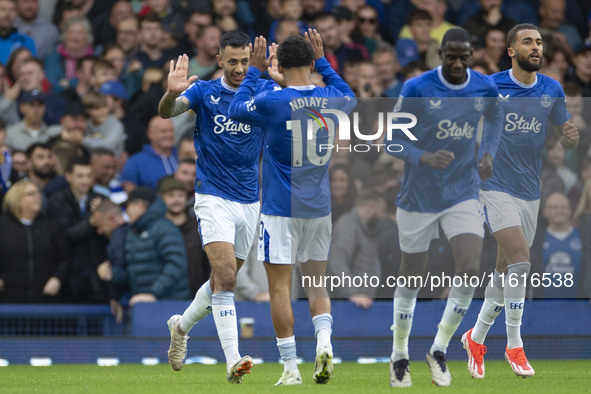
<box><xmin>0</xmin><ymin>0</ymin><xmax>36</xmax><ymax>65</ymax></box>
<box><xmin>15</xmin><ymin>58</ymin><xmax>67</xmax><ymax>125</ymax></box>
<box><xmin>119</xmin><ymin>186</ymin><xmax>190</xmax><ymax>304</ymax></box>
<box><xmin>81</xmin><ymin>91</ymin><xmax>126</xmax><ymax>158</ymax></box>
<box><xmin>13</xmin><ymin>0</ymin><xmax>60</xmax><ymax>59</ymax></box>
<box><xmin>100</xmin><ymin>80</ymin><xmax>127</xmax><ymax>121</ymax></box>
<box><xmin>6</xmin><ymin>89</ymin><xmax>55</xmax><ymax>151</ymax></box>
<box><xmin>120</xmin><ymin>115</ymin><xmax>178</xmax><ymax>193</ymax></box>
<box><xmin>158</xmin><ymin>176</ymin><xmax>209</xmax><ymax>296</ymax></box>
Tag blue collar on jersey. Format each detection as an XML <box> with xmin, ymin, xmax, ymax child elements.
<box><xmin>220</xmin><ymin>76</ymin><xmax>238</xmax><ymax>92</ymax></box>
<box><xmin>437</xmin><ymin>65</ymin><xmax>471</xmax><ymax>90</ymax></box>
<box><xmin>509</xmin><ymin>68</ymin><xmax>537</xmax><ymax>89</ymax></box>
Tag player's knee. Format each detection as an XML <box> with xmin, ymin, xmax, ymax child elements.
<box><xmin>503</xmin><ymin>245</ymin><xmax>530</xmax><ymax>264</ymax></box>
<box><xmin>212</xmin><ymin>264</ymin><xmax>237</xmax><ymax>291</ymax></box>
<box><xmin>507</xmin><ymin>261</ymin><xmax>530</xmax><ymax>277</ymax></box>
<box><xmin>456</xmin><ymin>265</ymin><xmax>479</xmax><ymax>279</ymax></box>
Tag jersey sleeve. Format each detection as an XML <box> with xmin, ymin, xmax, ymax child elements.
<box><xmin>550</xmin><ymin>82</ymin><xmax>570</xmax><ymax>126</ymax></box>
<box><xmin>315</xmin><ymin>57</ymin><xmax>355</xmax><ymax>98</ymax></box>
<box><xmin>228</xmin><ymin>67</ymin><xmax>269</xmax><ymax>126</ymax></box>
<box><xmin>479</xmin><ymin>80</ymin><xmax>504</xmax><ymax>159</ymax></box>
<box><xmin>179</xmin><ymin>81</ymin><xmax>203</xmax><ymax>112</ymax></box>
<box><xmin>385</xmin><ymin>80</ymin><xmax>425</xmax><ymax>166</ymax></box>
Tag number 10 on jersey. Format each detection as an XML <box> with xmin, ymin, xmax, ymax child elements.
<box><xmin>287</xmin><ymin>118</ymin><xmax>336</xmax><ymax>167</ymax></box>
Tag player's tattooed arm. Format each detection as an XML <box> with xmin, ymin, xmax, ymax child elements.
<box><xmin>158</xmin><ymin>54</ymin><xmax>197</xmax><ymax>118</ymax></box>
<box><xmin>554</xmin><ymin>121</ymin><xmax>579</xmax><ymax>150</ymax></box>
<box><xmin>159</xmin><ymin>94</ymin><xmax>190</xmax><ymax>118</ymax></box>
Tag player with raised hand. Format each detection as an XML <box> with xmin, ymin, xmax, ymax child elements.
<box><xmin>158</xmin><ymin>31</ymin><xmax>278</xmax><ymax>383</ymax></box>
<box><xmin>229</xmin><ymin>30</ymin><xmax>355</xmax><ymax>386</ymax></box>
<box><xmin>386</xmin><ymin>28</ymin><xmax>503</xmax><ymax>387</ymax></box>
<box><xmin>462</xmin><ymin>23</ymin><xmax>578</xmax><ymax>379</ymax></box>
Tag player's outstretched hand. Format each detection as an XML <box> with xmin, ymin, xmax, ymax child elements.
<box><xmin>561</xmin><ymin>121</ymin><xmax>579</xmax><ymax>149</ymax></box>
<box><xmin>168</xmin><ymin>54</ymin><xmax>198</xmax><ymax>97</ymax></box>
<box><xmin>250</xmin><ymin>35</ymin><xmax>268</xmax><ymax>72</ymax></box>
<box><xmin>478</xmin><ymin>153</ymin><xmax>494</xmax><ymax>181</ymax></box>
<box><xmin>305</xmin><ymin>28</ymin><xmax>324</xmax><ymax>60</ymax></box>
<box><xmin>267</xmin><ymin>42</ymin><xmax>285</xmax><ymax>86</ymax></box>
<box><xmin>420</xmin><ymin>150</ymin><xmax>455</xmax><ymax>169</ymax></box>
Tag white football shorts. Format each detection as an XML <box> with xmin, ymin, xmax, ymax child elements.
<box><xmin>257</xmin><ymin>214</ymin><xmax>332</xmax><ymax>265</ymax></box>
<box><xmin>194</xmin><ymin>193</ymin><xmax>259</xmax><ymax>260</ymax></box>
<box><xmin>397</xmin><ymin>199</ymin><xmax>484</xmax><ymax>253</ymax></box>
<box><xmin>480</xmin><ymin>190</ymin><xmax>539</xmax><ymax>247</ymax></box>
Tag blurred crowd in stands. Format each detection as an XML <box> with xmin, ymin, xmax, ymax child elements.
<box><xmin>0</xmin><ymin>0</ymin><xmax>589</xmax><ymax>312</ymax></box>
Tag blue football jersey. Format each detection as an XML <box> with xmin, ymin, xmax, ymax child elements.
<box><xmin>387</xmin><ymin>66</ymin><xmax>503</xmax><ymax>213</ymax></box>
<box><xmin>229</xmin><ymin>57</ymin><xmax>356</xmax><ymax>218</ymax></box>
<box><xmin>180</xmin><ymin>77</ymin><xmax>277</xmax><ymax>203</ymax></box>
<box><xmin>481</xmin><ymin>69</ymin><xmax>570</xmax><ymax>200</ymax></box>
<box><xmin>543</xmin><ymin>228</ymin><xmax>581</xmax><ymax>298</ymax></box>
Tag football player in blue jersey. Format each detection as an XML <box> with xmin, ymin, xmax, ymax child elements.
<box><xmin>229</xmin><ymin>30</ymin><xmax>355</xmax><ymax>385</ymax></box>
<box><xmin>158</xmin><ymin>31</ymin><xmax>277</xmax><ymax>383</ymax></box>
<box><xmin>385</xmin><ymin>28</ymin><xmax>504</xmax><ymax>387</ymax></box>
<box><xmin>461</xmin><ymin>23</ymin><xmax>579</xmax><ymax>380</ymax></box>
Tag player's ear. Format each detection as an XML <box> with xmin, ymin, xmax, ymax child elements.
<box><xmin>507</xmin><ymin>47</ymin><xmax>515</xmax><ymax>58</ymax></box>
<box><xmin>438</xmin><ymin>48</ymin><xmax>443</xmax><ymax>61</ymax></box>
<box><xmin>279</xmin><ymin>65</ymin><xmax>284</xmax><ymax>74</ymax></box>
<box><xmin>216</xmin><ymin>54</ymin><xmax>223</xmax><ymax>68</ymax></box>
<box><xmin>310</xmin><ymin>60</ymin><xmax>315</xmax><ymax>73</ymax></box>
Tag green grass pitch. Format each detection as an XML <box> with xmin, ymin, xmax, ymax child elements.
<box><xmin>3</xmin><ymin>361</ymin><xmax>591</xmax><ymax>393</ymax></box>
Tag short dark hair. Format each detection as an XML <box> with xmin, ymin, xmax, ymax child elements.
<box><xmin>25</xmin><ymin>142</ymin><xmax>51</xmax><ymax>158</ymax></box>
<box><xmin>314</xmin><ymin>11</ymin><xmax>337</xmax><ymax>24</ymax></box>
<box><xmin>196</xmin><ymin>24</ymin><xmax>221</xmax><ymax>40</ymax></box>
<box><xmin>507</xmin><ymin>23</ymin><xmax>539</xmax><ymax>48</ymax></box>
<box><xmin>409</xmin><ymin>9</ymin><xmax>432</xmax><ymax>24</ymax></box>
<box><xmin>563</xmin><ymin>81</ymin><xmax>582</xmax><ymax>97</ymax></box>
<box><xmin>219</xmin><ymin>31</ymin><xmax>250</xmax><ymax>52</ymax></box>
<box><xmin>139</xmin><ymin>12</ymin><xmax>162</xmax><ymax>28</ymax></box>
<box><xmin>277</xmin><ymin>35</ymin><xmax>314</xmax><ymax>69</ymax></box>
<box><xmin>21</xmin><ymin>57</ymin><xmax>44</xmax><ymax>70</ymax></box>
<box><xmin>77</xmin><ymin>55</ymin><xmax>97</xmax><ymax>71</ymax></box>
<box><xmin>90</xmin><ymin>147</ymin><xmax>115</xmax><ymax>158</ymax></box>
<box><xmin>65</xmin><ymin>156</ymin><xmax>90</xmax><ymax>174</ymax></box>
<box><xmin>355</xmin><ymin>188</ymin><xmax>384</xmax><ymax>207</ymax></box>
<box><xmin>441</xmin><ymin>28</ymin><xmax>472</xmax><ymax>50</ymax></box>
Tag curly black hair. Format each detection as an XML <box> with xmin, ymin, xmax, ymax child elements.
<box><xmin>277</xmin><ymin>35</ymin><xmax>314</xmax><ymax>69</ymax></box>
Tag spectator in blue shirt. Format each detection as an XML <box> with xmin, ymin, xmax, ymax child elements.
<box><xmin>0</xmin><ymin>0</ymin><xmax>36</xmax><ymax>65</ymax></box>
<box><xmin>120</xmin><ymin>115</ymin><xmax>178</xmax><ymax>192</ymax></box>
